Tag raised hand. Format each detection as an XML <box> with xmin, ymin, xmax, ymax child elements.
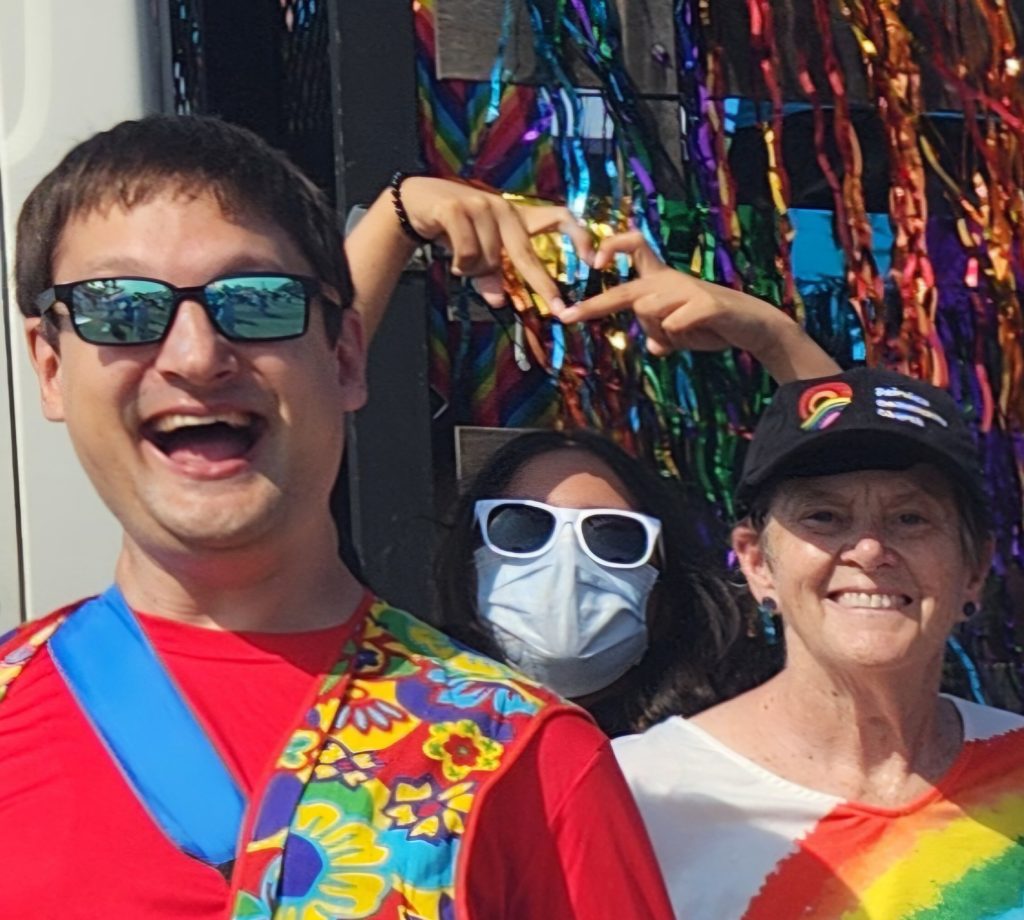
<box><xmin>552</xmin><ymin>231</ymin><xmax>839</xmax><ymax>383</ymax></box>
<box><xmin>399</xmin><ymin>177</ymin><xmax>595</xmax><ymax>311</ymax></box>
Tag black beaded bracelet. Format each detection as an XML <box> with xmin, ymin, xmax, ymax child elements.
<box><xmin>389</xmin><ymin>171</ymin><xmax>433</xmax><ymax>246</ymax></box>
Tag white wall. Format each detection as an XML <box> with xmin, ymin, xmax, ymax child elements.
<box><xmin>0</xmin><ymin>0</ymin><xmax>166</xmax><ymax>624</ymax></box>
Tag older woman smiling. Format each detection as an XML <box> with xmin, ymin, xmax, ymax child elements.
<box><xmin>616</xmin><ymin>367</ymin><xmax>1024</xmax><ymax>919</ymax></box>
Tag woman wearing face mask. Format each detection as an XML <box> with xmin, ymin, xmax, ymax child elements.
<box><xmin>435</xmin><ymin>429</ymin><xmax>754</xmax><ymax>735</ymax></box>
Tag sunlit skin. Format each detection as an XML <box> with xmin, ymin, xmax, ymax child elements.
<box><xmin>505</xmin><ymin>450</ymin><xmax>638</xmax><ymax>512</ymax></box>
<box><xmin>734</xmin><ymin>466</ymin><xmax>987</xmax><ymax>678</ymax></box>
<box><xmin>25</xmin><ymin>191</ymin><xmax>368</xmax><ymax>629</ymax></box>
<box><xmin>695</xmin><ymin>464</ymin><xmax>993</xmax><ymax>805</ymax></box>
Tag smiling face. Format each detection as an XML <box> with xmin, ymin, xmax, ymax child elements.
<box><xmin>733</xmin><ymin>465</ymin><xmax>990</xmax><ymax>675</ymax></box>
<box><xmin>25</xmin><ymin>190</ymin><xmax>366</xmax><ymax>562</ymax></box>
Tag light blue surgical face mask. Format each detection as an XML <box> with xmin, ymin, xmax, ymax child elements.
<box><xmin>474</xmin><ymin>526</ymin><xmax>658</xmax><ymax>699</ymax></box>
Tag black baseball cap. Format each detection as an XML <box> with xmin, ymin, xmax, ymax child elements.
<box><xmin>734</xmin><ymin>367</ymin><xmax>988</xmax><ymax>520</ymax></box>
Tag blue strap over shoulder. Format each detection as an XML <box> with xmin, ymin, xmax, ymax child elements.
<box><xmin>50</xmin><ymin>585</ymin><xmax>245</xmax><ymax>868</ymax></box>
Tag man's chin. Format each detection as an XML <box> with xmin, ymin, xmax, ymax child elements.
<box><xmin>144</xmin><ymin>496</ymin><xmax>286</xmax><ymax>555</ymax></box>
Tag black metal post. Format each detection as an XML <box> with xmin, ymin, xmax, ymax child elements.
<box><xmin>327</xmin><ymin>0</ymin><xmax>438</xmax><ymax>618</ymax></box>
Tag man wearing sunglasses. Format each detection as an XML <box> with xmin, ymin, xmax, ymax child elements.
<box><xmin>0</xmin><ymin>116</ymin><xmax>672</xmax><ymax>919</ymax></box>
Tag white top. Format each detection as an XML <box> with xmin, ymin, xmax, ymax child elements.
<box><xmin>614</xmin><ymin>697</ymin><xmax>1024</xmax><ymax>920</ymax></box>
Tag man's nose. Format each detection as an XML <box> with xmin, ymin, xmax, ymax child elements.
<box><xmin>153</xmin><ymin>299</ymin><xmax>238</xmax><ymax>385</ymax></box>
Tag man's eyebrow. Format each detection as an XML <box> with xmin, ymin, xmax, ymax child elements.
<box><xmin>60</xmin><ymin>257</ymin><xmax>155</xmax><ymax>278</ymax></box>
<box><xmin>58</xmin><ymin>254</ymin><xmax>296</xmax><ymax>280</ymax></box>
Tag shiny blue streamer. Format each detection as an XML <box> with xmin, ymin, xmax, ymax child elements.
<box><xmin>526</xmin><ymin>2</ymin><xmax>590</xmax><ymax>305</ymax></box>
<box><xmin>947</xmin><ymin>634</ymin><xmax>987</xmax><ymax>705</ymax></box>
<box><xmin>486</xmin><ymin>0</ymin><xmax>517</xmax><ymax>124</ymax></box>
<box><xmin>551</xmin><ymin>322</ymin><xmax>566</xmax><ymax>372</ymax></box>
<box><xmin>556</xmin><ymin>0</ymin><xmax>663</xmax><ymax>249</ymax></box>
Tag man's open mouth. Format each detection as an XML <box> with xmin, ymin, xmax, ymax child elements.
<box><xmin>143</xmin><ymin>411</ymin><xmax>264</xmax><ymax>464</ymax></box>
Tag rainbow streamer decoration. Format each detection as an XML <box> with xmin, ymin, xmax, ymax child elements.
<box><xmin>415</xmin><ymin>0</ymin><xmax>1024</xmax><ymax>708</ymax></box>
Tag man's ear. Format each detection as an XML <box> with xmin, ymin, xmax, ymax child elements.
<box><xmin>334</xmin><ymin>308</ymin><xmax>367</xmax><ymax>413</ymax></box>
<box><xmin>732</xmin><ymin>521</ymin><xmax>776</xmax><ymax>603</ymax></box>
<box><xmin>24</xmin><ymin>317</ymin><xmax>66</xmax><ymax>421</ymax></box>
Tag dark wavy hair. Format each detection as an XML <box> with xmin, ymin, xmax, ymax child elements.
<box><xmin>435</xmin><ymin>429</ymin><xmax>755</xmax><ymax>736</ymax></box>
<box><xmin>15</xmin><ymin>114</ymin><xmax>351</xmax><ymax>342</ymax></box>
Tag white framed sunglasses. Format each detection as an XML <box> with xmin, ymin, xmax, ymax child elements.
<box><xmin>474</xmin><ymin>499</ymin><xmax>662</xmax><ymax>569</ymax></box>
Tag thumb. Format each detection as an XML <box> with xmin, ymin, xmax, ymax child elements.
<box><xmin>471</xmin><ymin>274</ymin><xmax>509</xmax><ymax>308</ymax></box>
<box><xmin>632</xmin><ymin>239</ymin><xmax>663</xmax><ymax>275</ymax></box>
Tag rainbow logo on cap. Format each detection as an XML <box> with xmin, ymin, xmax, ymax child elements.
<box><xmin>798</xmin><ymin>381</ymin><xmax>854</xmax><ymax>430</ymax></box>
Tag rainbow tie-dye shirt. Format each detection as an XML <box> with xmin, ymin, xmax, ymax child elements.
<box><xmin>615</xmin><ymin>697</ymin><xmax>1024</xmax><ymax>920</ymax></box>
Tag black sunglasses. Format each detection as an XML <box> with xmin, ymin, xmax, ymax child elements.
<box><xmin>35</xmin><ymin>273</ymin><xmax>339</xmax><ymax>345</ymax></box>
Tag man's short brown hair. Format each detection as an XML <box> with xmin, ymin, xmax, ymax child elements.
<box><xmin>15</xmin><ymin>115</ymin><xmax>351</xmax><ymax>340</ymax></box>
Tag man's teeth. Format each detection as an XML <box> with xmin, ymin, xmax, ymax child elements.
<box><xmin>834</xmin><ymin>592</ymin><xmax>906</xmax><ymax>609</ymax></box>
<box><xmin>150</xmin><ymin>412</ymin><xmax>250</xmax><ymax>433</ymax></box>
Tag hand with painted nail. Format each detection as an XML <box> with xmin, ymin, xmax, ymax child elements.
<box><xmin>553</xmin><ymin>231</ymin><xmax>839</xmax><ymax>384</ymax></box>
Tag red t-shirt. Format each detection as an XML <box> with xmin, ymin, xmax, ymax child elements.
<box><xmin>0</xmin><ymin>606</ymin><xmax>672</xmax><ymax>919</ymax></box>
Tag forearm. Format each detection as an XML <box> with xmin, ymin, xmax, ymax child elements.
<box><xmin>344</xmin><ymin>188</ymin><xmax>419</xmax><ymax>342</ymax></box>
<box><xmin>346</xmin><ymin>177</ymin><xmax>585</xmax><ymax>343</ymax></box>
<box><xmin>751</xmin><ymin>312</ymin><xmax>840</xmax><ymax>383</ymax></box>
<box><xmin>704</xmin><ymin>282</ymin><xmax>839</xmax><ymax>384</ymax></box>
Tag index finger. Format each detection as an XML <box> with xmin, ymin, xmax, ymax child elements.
<box><xmin>555</xmin><ymin>277</ymin><xmax>651</xmax><ymax>323</ymax></box>
<box><xmin>593</xmin><ymin>231</ymin><xmax>662</xmax><ymax>273</ymax></box>
<box><xmin>494</xmin><ymin>206</ymin><xmax>568</xmax><ymax>312</ymax></box>
<box><xmin>518</xmin><ymin>205</ymin><xmax>597</xmax><ymax>266</ymax></box>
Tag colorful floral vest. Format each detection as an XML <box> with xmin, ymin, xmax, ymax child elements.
<box><xmin>0</xmin><ymin>596</ymin><xmax>572</xmax><ymax>919</ymax></box>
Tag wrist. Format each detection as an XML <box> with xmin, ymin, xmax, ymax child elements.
<box><xmin>758</xmin><ymin>317</ymin><xmax>837</xmax><ymax>384</ymax></box>
<box><xmin>389</xmin><ymin>171</ymin><xmax>432</xmax><ymax>246</ymax></box>
<box><xmin>725</xmin><ymin>297</ymin><xmax>797</xmax><ymax>376</ymax></box>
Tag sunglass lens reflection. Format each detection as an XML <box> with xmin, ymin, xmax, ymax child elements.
<box><xmin>581</xmin><ymin>514</ymin><xmax>648</xmax><ymax>564</ymax></box>
<box><xmin>69</xmin><ymin>275</ymin><xmax>309</xmax><ymax>344</ymax></box>
<box><xmin>206</xmin><ymin>276</ymin><xmax>307</xmax><ymax>340</ymax></box>
<box><xmin>486</xmin><ymin>504</ymin><xmax>556</xmax><ymax>554</ymax></box>
<box><xmin>72</xmin><ymin>279</ymin><xmax>173</xmax><ymax>344</ymax></box>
